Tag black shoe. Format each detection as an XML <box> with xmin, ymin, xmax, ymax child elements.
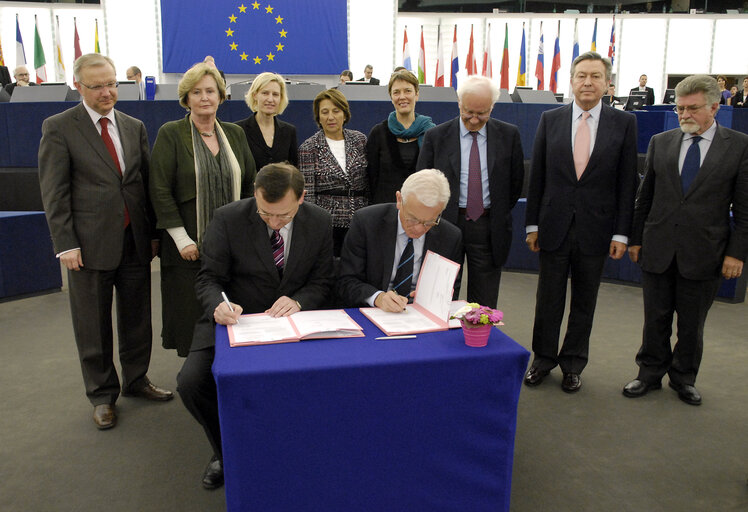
<box><xmin>524</xmin><ymin>367</ymin><xmax>550</xmax><ymax>386</ymax></box>
<box><xmin>622</xmin><ymin>379</ymin><xmax>662</xmax><ymax>398</ymax></box>
<box><xmin>202</xmin><ymin>456</ymin><xmax>224</xmax><ymax>490</ymax></box>
<box><xmin>668</xmin><ymin>381</ymin><xmax>701</xmax><ymax>406</ymax></box>
<box><xmin>561</xmin><ymin>373</ymin><xmax>582</xmax><ymax>393</ymax></box>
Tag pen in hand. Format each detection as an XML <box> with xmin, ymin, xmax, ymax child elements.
<box><xmin>221</xmin><ymin>291</ymin><xmax>235</xmax><ymax>312</ymax></box>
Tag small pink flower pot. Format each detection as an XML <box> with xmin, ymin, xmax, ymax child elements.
<box><xmin>462</xmin><ymin>323</ymin><xmax>492</xmax><ymax>347</ymax></box>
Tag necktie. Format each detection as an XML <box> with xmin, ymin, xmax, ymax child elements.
<box><xmin>271</xmin><ymin>229</ymin><xmax>284</xmax><ymax>277</ymax></box>
<box><xmin>681</xmin><ymin>135</ymin><xmax>702</xmax><ymax>195</ymax></box>
<box><xmin>573</xmin><ymin>111</ymin><xmax>591</xmax><ymax>180</ymax></box>
<box><xmin>466</xmin><ymin>132</ymin><xmax>484</xmax><ymax>221</ymax></box>
<box><xmin>392</xmin><ymin>237</ymin><xmax>414</xmax><ymax>299</ymax></box>
<box><xmin>100</xmin><ymin>117</ymin><xmax>129</xmax><ymax>228</ymax></box>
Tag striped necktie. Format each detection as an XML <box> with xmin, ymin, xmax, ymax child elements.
<box><xmin>392</xmin><ymin>237</ymin><xmax>414</xmax><ymax>298</ymax></box>
<box><xmin>271</xmin><ymin>229</ymin><xmax>284</xmax><ymax>277</ymax></box>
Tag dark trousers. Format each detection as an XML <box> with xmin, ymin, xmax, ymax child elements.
<box><xmin>178</xmin><ymin>347</ymin><xmax>222</xmax><ymax>460</ymax></box>
<box><xmin>457</xmin><ymin>213</ymin><xmax>502</xmax><ymax>308</ymax></box>
<box><xmin>636</xmin><ymin>258</ymin><xmax>721</xmax><ymax>387</ymax></box>
<box><xmin>67</xmin><ymin>227</ymin><xmax>151</xmax><ymax>406</ymax></box>
<box><xmin>530</xmin><ymin>224</ymin><xmax>607</xmax><ymax>374</ymax></box>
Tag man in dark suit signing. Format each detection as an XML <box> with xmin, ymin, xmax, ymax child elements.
<box><xmin>337</xmin><ymin>168</ymin><xmax>463</xmax><ymax>311</ymax></box>
<box><xmin>629</xmin><ymin>73</ymin><xmax>656</xmax><ymax>106</ymax></box>
<box><xmin>622</xmin><ymin>75</ymin><xmax>748</xmax><ymax>405</ymax></box>
<box><xmin>524</xmin><ymin>52</ymin><xmax>638</xmax><ymax>393</ymax></box>
<box><xmin>417</xmin><ymin>75</ymin><xmax>524</xmax><ymax>308</ymax></box>
<box><xmin>38</xmin><ymin>54</ymin><xmax>172</xmax><ymax>431</ymax></box>
<box><xmin>177</xmin><ymin>163</ymin><xmax>335</xmax><ymax>489</ymax></box>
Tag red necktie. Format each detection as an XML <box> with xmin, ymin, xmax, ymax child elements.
<box><xmin>466</xmin><ymin>132</ymin><xmax>484</xmax><ymax>221</ymax></box>
<box><xmin>99</xmin><ymin>117</ymin><xmax>129</xmax><ymax>228</ymax></box>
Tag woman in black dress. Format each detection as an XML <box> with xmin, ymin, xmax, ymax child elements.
<box><xmin>367</xmin><ymin>69</ymin><xmax>435</xmax><ymax>204</ymax></box>
<box><xmin>235</xmin><ymin>72</ymin><xmax>298</xmax><ymax>169</ymax></box>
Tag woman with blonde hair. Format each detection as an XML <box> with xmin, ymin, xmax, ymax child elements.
<box><xmin>235</xmin><ymin>72</ymin><xmax>298</xmax><ymax>169</ymax></box>
<box><xmin>150</xmin><ymin>63</ymin><xmax>256</xmax><ymax>357</ymax></box>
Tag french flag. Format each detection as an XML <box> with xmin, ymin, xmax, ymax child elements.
<box><xmin>16</xmin><ymin>15</ymin><xmax>27</xmax><ymax>66</ymax></box>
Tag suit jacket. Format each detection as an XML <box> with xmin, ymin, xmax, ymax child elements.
<box><xmin>39</xmin><ymin>102</ymin><xmax>155</xmax><ymax>270</ymax></box>
<box><xmin>731</xmin><ymin>90</ymin><xmax>746</xmax><ymax>108</ymax></box>
<box><xmin>192</xmin><ymin>198</ymin><xmax>335</xmax><ymax>350</ymax></box>
<box><xmin>526</xmin><ymin>103</ymin><xmax>638</xmax><ymax>256</ymax></box>
<box><xmin>149</xmin><ymin>114</ymin><xmax>256</xmax><ymax>267</ymax></box>
<box><xmin>4</xmin><ymin>81</ymin><xmax>38</xmax><ymax>96</ymax></box>
<box><xmin>357</xmin><ymin>77</ymin><xmax>380</xmax><ymax>85</ymax></box>
<box><xmin>0</xmin><ymin>66</ymin><xmax>10</xmax><ymax>88</ymax></box>
<box><xmin>416</xmin><ymin>117</ymin><xmax>524</xmax><ymax>267</ymax></box>
<box><xmin>336</xmin><ymin>203</ymin><xmax>464</xmax><ymax>306</ymax></box>
<box><xmin>234</xmin><ymin>113</ymin><xmax>298</xmax><ymax>169</ymax></box>
<box><xmin>629</xmin><ymin>86</ymin><xmax>655</xmax><ymax>106</ymax></box>
<box><xmin>631</xmin><ymin>125</ymin><xmax>748</xmax><ymax>280</ymax></box>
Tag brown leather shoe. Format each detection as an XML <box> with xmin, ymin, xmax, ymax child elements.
<box><xmin>123</xmin><ymin>378</ymin><xmax>174</xmax><ymax>401</ymax></box>
<box><xmin>93</xmin><ymin>404</ymin><xmax>116</xmax><ymax>430</ymax></box>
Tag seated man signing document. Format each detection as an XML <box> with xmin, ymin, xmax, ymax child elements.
<box><xmin>337</xmin><ymin>168</ymin><xmax>463</xmax><ymax>311</ymax></box>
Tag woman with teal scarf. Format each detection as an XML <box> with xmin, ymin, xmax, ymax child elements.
<box><xmin>367</xmin><ymin>70</ymin><xmax>435</xmax><ymax>204</ymax></box>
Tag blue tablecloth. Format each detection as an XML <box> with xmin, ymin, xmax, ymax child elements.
<box><xmin>0</xmin><ymin>211</ymin><xmax>61</xmax><ymax>299</ymax></box>
<box><xmin>213</xmin><ymin>308</ymin><xmax>530</xmax><ymax>512</ymax></box>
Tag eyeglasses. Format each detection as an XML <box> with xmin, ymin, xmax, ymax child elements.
<box><xmin>403</xmin><ymin>215</ymin><xmax>441</xmax><ymax>228</ymax></box>
<box><xmin>79</xmin><ymin>81</ymin><xmax>119</xmax><ymax>91</ymax></box>
<box><xmin>257</xmin><ymin>209</ymin><xmax>295</xmax><ymax>221</ymax></box>
<box><xmin>460</xmin><ymin>111</ymin><xmax>491</xmax><ymax>121</ymax></box>
<box><xmin>673</xmin><ymin>104</ymin><xmax>707</xmax><ymax>115</ymax></box>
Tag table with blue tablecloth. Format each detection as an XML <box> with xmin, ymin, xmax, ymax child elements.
<box><xmin>213</xmin><ymin>308</ymin><xmax>530</xmax><ymax>512</ymax></box>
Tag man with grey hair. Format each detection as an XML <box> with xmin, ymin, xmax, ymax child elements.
<box><xmin>337</xmin><ymin>168</ymin><xmax>463</xmax><ymax>311</ymax></box>
<box><xmin>622</xmin><ymin>75</ymin><xmax>748</xmax><ymax>405</ymax></box>
<box><xmin>524</xmin><ymin>51</ymin><xmax>638</xmax><ymax>393</ymax></box>
<box><xmin>39</xmin><ymin>53</ymin><xmax>172</xmax><ymax>430</ymax></box>
<box><xmin>3</xmin><ymin>65</ymin><xmax>38</xmax><ymax>96</ymax></box>
<box><xmin>417</xmin><ymin>75</ymin><xmax>524</xmax><ymax>308</ymax></box>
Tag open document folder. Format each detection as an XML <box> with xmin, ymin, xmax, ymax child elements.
<box><xmin>228</xmin><ymin>309</ymin><xmax>364</xmax><ymax>347</ymax></box>
<box><xmin>360</xmin><ymin>250</ymin><xmax>462</xmax><ymax>336</ymax></box>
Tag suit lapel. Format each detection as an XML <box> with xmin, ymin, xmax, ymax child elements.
<box><xmin>687</xmin><ymin>124</ymin><xmax>729</xmax><ymax>196</ymax></box>
<box><xmin>447</xmin><ymin>119</ymin><xmax>461</xmax><ymax>182</ymax></box>
<box><xmin>582</xmin><ymin>105</ymin><xmax>611</xmax><ymax>178</ymax></box>
<box><xmin>664</xmin><ymin>130</ymin><xmax>685</xmax><ymax>196</ymax></box>
<box><xmin>179</xmin><ymin>115</ymin><xmax>195</xmax><ymax>159</ymax></box>
<box><xmin>72</xmin><ymin>104</ymin><xmax>121</xmax><ymax>179</ymax></box>
<box><xmin>284</xmin><ymin>205</ymin><xmax>309</xmax><ymax>285</ymax></box>
<box><xmin>557</xmin><ymin>105</ymin><xmax>576</xmax><ymax>181</ymax></box>
<box><xmin>485</xmin><ymin>120</ymin><xmax>497</xmax><ymax>183</ymax></box>
<box><xmin>379</xmin><ymin>206</ymin><xmax>399</xmax><ymax>290</ymax></box>
<box><xmin>249</xmin><ymin>209</ymin><xmax>282</xmax><ymax>283</ymax></box>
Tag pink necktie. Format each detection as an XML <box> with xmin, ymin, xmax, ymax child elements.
<box><xmin>573</xmin><ymin>111</ymin><xmax>591</xmax><ymax>180</ymax></box>
<box><xmin>466</xmin><ymin>132</ymin><xmax>484</xmax><ymax>221</ymax></box>
<box><xmin>100</xmin><ymin>117</ymin><xmax>129</xmax><ymax>228</ymax></box>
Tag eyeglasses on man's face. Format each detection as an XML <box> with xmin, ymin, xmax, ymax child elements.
<box><xmin>79</xmin><ymin>81</ymin><xmax>119</xmax><ymax>91</ymax></box>
<box><xmin>402</xmin><ymin>214</ymin><xmax>441</xmax><ymax>229</ymax></box>
<box><xmin>673</xmin><ymin>104</ymin><xmax>707</xmax><ymax>115</ymax></box>
<box><xmin>256</xmin><ymin>209</ymin><xmax>295</xmax><ymax>221</ymax></box>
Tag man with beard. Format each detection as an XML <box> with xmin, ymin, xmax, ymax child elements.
<box><xmin>622</xmin><ymin>75</ymin><xmax>748</xmax><ymax>405</ymax></box>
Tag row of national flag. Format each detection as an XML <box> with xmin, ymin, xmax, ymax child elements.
<box><xmin>2</xmin><ymin>14</ymin><xmax>101</xmax><ymax>83</ymax></box>
<box><xmin>402</xmin><ymin>18</ymin><xmax>616</xmax><ymax>92</ymax></box>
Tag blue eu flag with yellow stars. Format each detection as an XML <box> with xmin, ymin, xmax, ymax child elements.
<box><xmin>160</xmin><ymin>0</ymin><xmax>347</xmax><ymax>74</ymax></box>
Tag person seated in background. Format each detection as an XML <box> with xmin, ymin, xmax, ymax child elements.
<box><xmin>357</xmin><ymin>64</ymin><xmax>380</xmax><ymax>85</ymax></box>
<box><xmin>629</xmin><ymin>74</ymin><xmax>655</xmax><ymax>106</ymax></box>
<box><xmin>235</xmin><ymin>72</ymin><xmax>298</xmax><ymax>169</ymax></box>
<box><xmin>299</xmin><ymin>88</ymin><xmax>368</xmax><ymax>257</ymax></box>
<box><xmin>337</xmin><ymin>168</ymin><xmax>463</xmax><ymax>312</ymax></box>
<box><xmin>733</xmin><ymin>77</ymin><xmax>748</xmax><ymax>108</ymax></box>
<box><xmin>606</xmin><ymin>83</ymin><xmax>622</xmax><ymax>106</ymax></box>
<box><xmin>4</xmin><ymin>65</ymin><xmax>38</xmax><ymax>96</ymax></box>
<box><xmin>338</xmin><ymin>70</ymin><xmax>353</xmax><ymax>86</ymax></box>
<box><xmin>177</xmin><ymin>163</ymin><xmax>334</xmax><ymax>490</ymax></box>
<box><xmin>126</xmin><ymin>66</ymin><xmax>145</xmax><ymax>99</ymax></box>
<box><xmin>0</xmin><ymin>64</ymin><xmax>11</xmax><ymax>88</ymax></box>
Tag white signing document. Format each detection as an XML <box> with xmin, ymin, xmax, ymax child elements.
<box><xmin>228</xmin><ymin>309</ymin><xmax>364</xmax><ymax>347</ymax></box>
<box><xmin>360</xmin><ymin>250</ymin><xmax>461</xmax><ymax>336</ymax></box>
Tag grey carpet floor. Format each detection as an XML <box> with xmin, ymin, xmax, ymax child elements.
<box><xmin>1</xmin><ymin>269</ymin><xmax>746</xmax><ymax>511</ymax></box>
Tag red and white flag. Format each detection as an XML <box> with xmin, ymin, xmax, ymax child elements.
<box><xmin>434</xmin><ymin>26</ymin><xmax>444</xmax><ymax>87</ymax></box>
<box><xmin>466</xmin><ymin>25</ymin><xmax>477</xmax><ymax>75</ymax></box>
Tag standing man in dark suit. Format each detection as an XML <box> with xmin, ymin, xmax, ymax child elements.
<box><xmin>417</xmin><ymin>75</ymin><xmax>524</xmax><ymax>308</ymax></box>
<box><xmin>38</xmin><ymin>53</ymin><xmax>172</xmax><ymax>430</ymax></box>
<box><xmin>337</xmin><ymin>168</ymin><xmax>463</xmax><ymax>310</ymax></box>
<box><xmin>524</xmin><ymin>52</ymin><xmax>638</xmax><ymax>393</ymax></box>
<box><xmin>622</xmin><ymin>75</ymin><xmax>748</xmax><ymax>405</ymax></box>
<box><xmin>357</xmin><ymin>64</ymin><xmax>380</xmax><ymax>85</ymax></box>
<box><xmin>629</xmin><ymin>74</ymin><xmax>656</xmax><ymax>106</ymax></box>
<box><xmin>177</xmin><ymin>163</ymin><xmax>334</xmax><ymax>489</ymax></box>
